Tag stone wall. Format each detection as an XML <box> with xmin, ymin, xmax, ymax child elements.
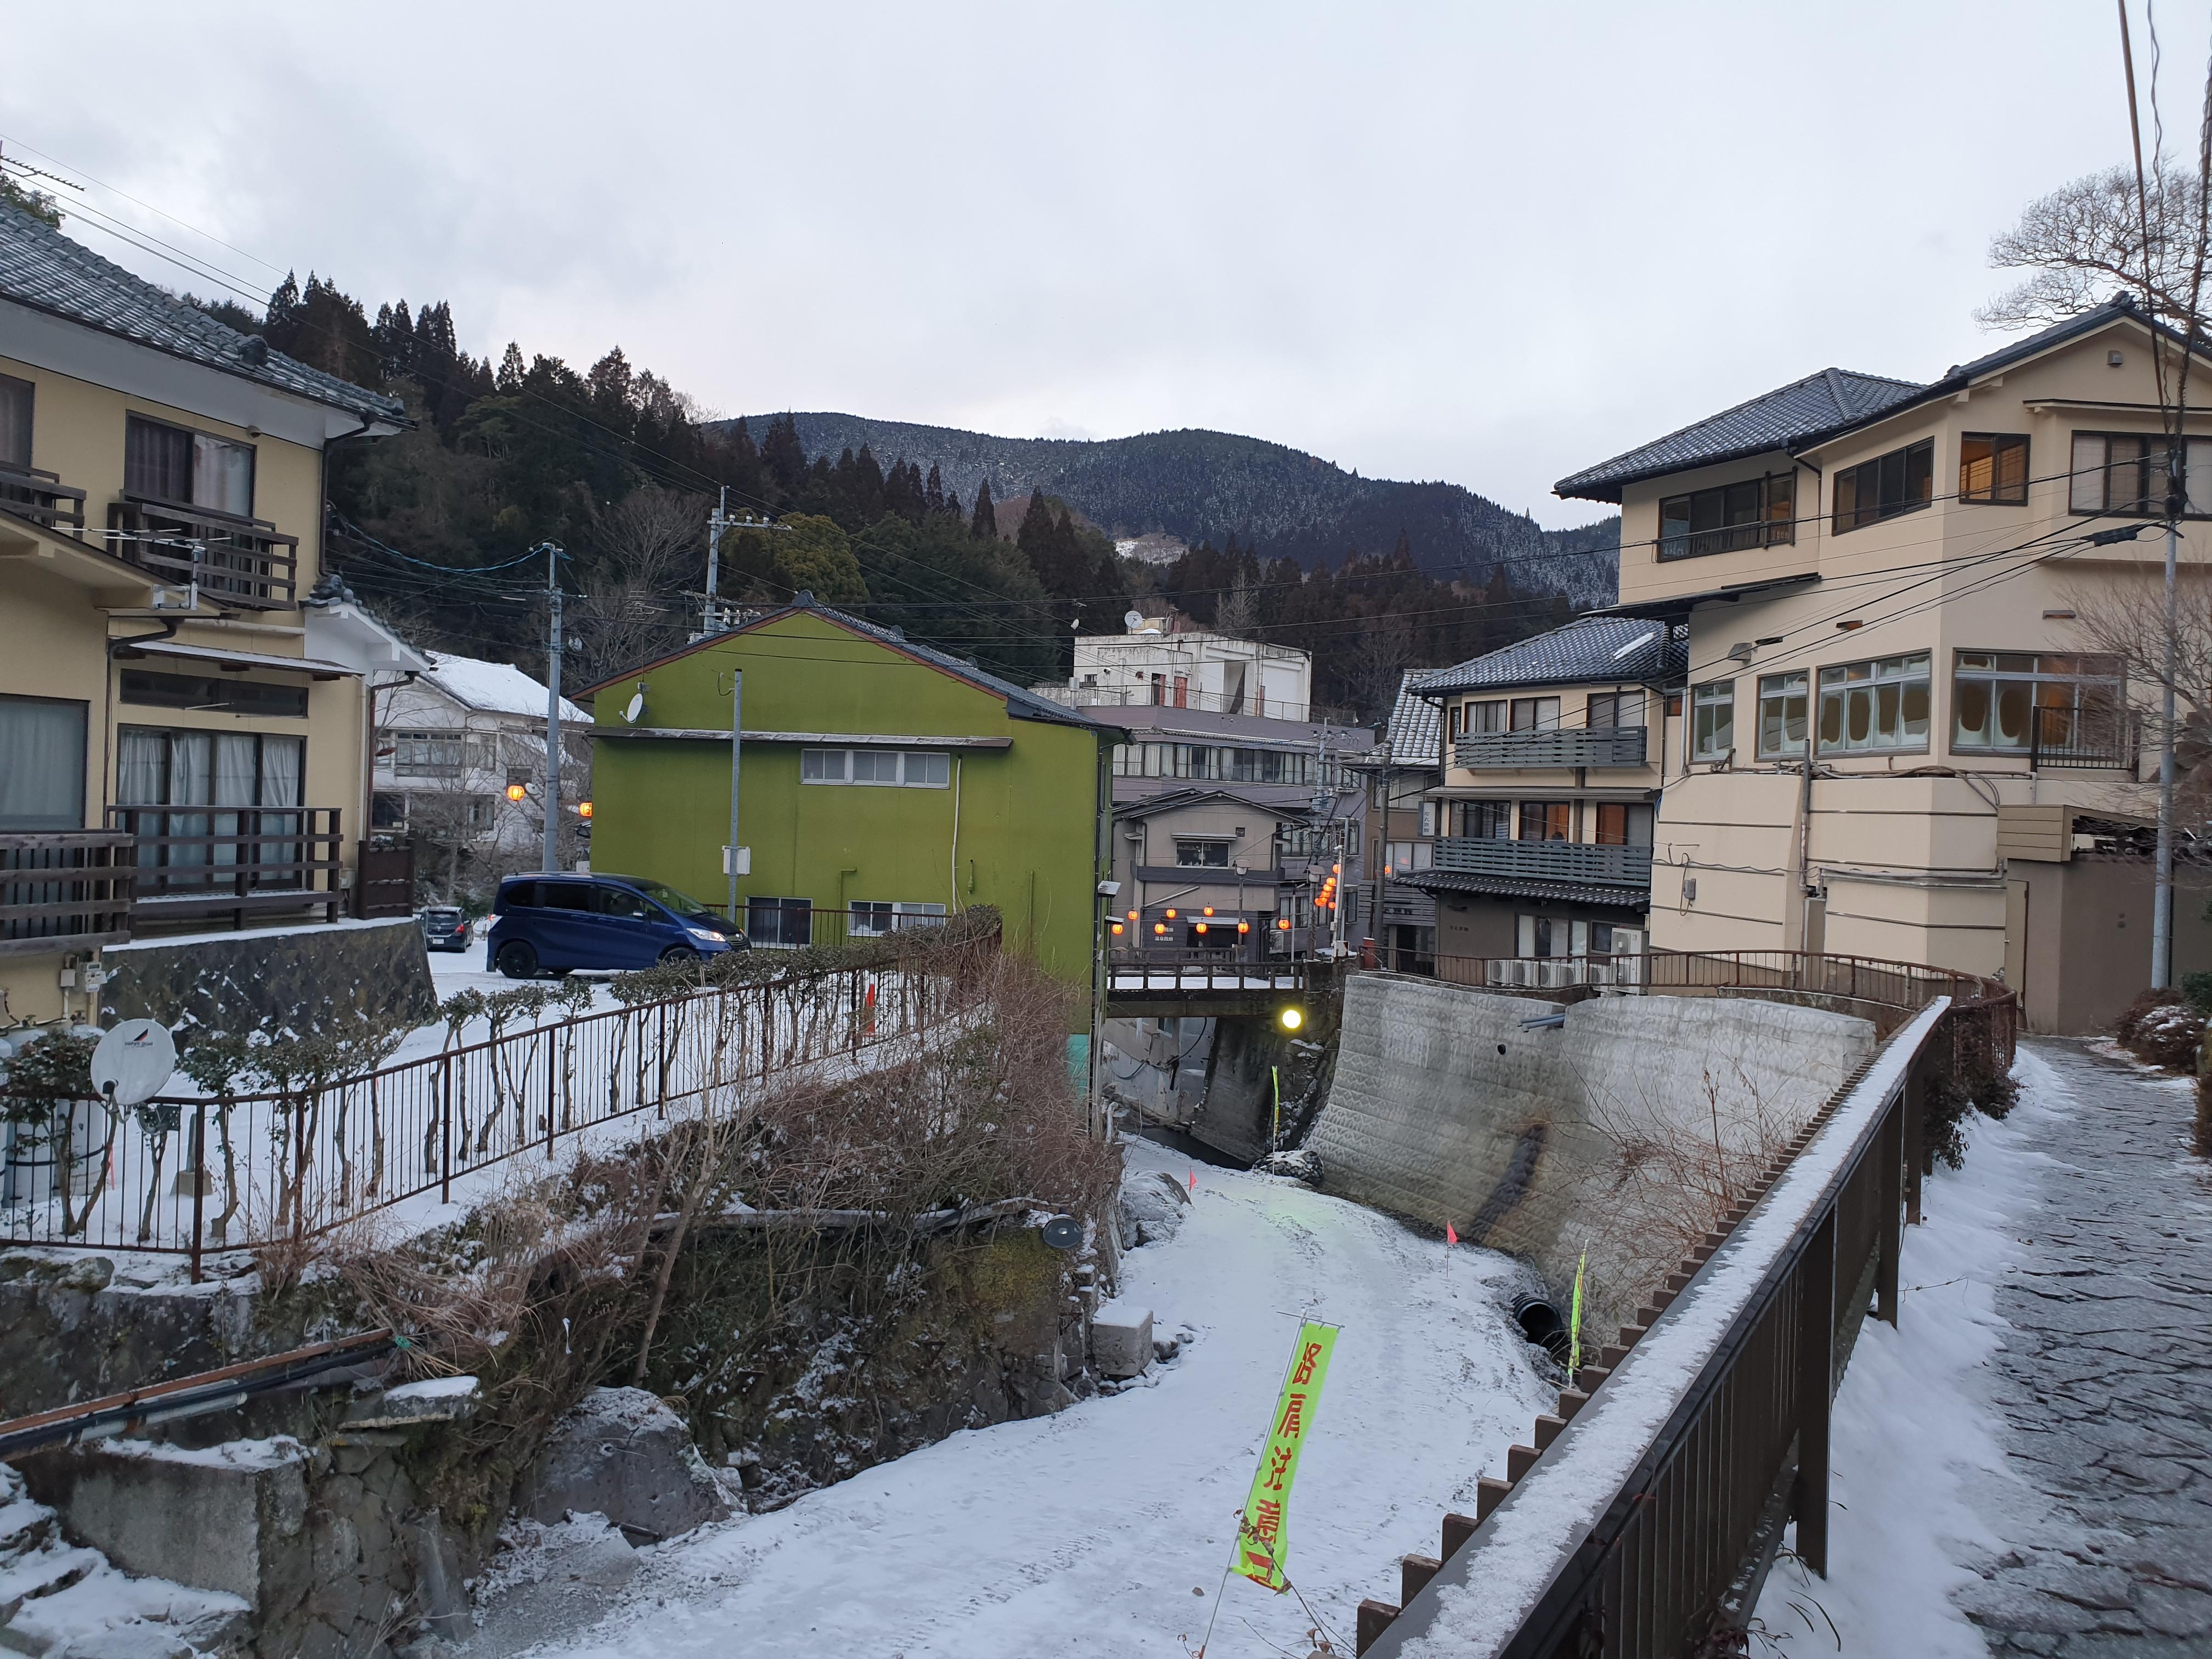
<box><xmin>1307</xmin><ymin>975</ymin><xmax>1874</xmax><ymax>1335</ymax></box>
<box><xmin>103</xmin><ymin>917</ymin><xmax>437</xmax><ymax>1034</ymax></box>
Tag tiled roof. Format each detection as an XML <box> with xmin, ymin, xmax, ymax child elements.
<box><xmin>1412</xmin><ymin>616</ymin><xmax>1687</xmax><ymax>696</ymax></box>
<box><xmin>1381</xmin><ymin>671</ymin><xmax>1441</xmax><ymax>768</ymax></box>
<box><xmin>0</xmin><ymin>203</ymin><xmax>407</xmax><ymax>425</ymax></box>
<box><xmin>1554</xmin><ymin>368</ymin><xmax>1921</xmax><ymax>501</ymax></box>
<box><xmin>1397</xmin><ymin>867</ymin><xmax>1651</xmax><ymax>909</ymax></box>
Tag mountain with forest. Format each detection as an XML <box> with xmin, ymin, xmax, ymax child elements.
<box><xmin>714</xmin><ymin>414</ymin><xmax>1621</xmax><ymax>610</ymax></box>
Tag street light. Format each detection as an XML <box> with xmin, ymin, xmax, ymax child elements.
<box><xmin>505</xmin><ymin>783</ymin><xmax>528</xmax><ymax>802</ymax></box>
<box><xmin>577</xmin><ymin>800</ymin><xmax>593</xmax><ymax>819</ymax></box>
<box><xmin>1278</xmin><ymin>1006</ymin><xmax>1305</xmax><ymax>1032</ymax></box>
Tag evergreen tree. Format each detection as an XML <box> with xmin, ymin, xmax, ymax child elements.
<box><xmin>761</xmin><ymin>416</ymin><xmax>809</xmax><ymax>504</ymax></box>
<box><xmin>969</xmin><ymin>477</ymin><xmax>997</xmax><ymax>540</ymax></box>
<box><xmin>496</xmin><ymin>342</ymin><xmax>525</xmax><ymax>392</ymax></box>
<box><xmin>922</xmin><ymin>463</ymin><xmax>945</xmax><ymax>517</ymax></box>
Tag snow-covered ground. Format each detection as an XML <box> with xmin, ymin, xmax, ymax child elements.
<box><xmin>517</xmin><ymin>1139</ymin><xmax>1556</xmax><ymax>1659</ymax></box>
<box><xmin>1752</xmin><ymin>1049</ymin><xmax>2068</xmax><ymax>1655</ymax></box>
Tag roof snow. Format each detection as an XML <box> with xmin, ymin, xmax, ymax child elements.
<box><xmin>425</xmin><ymin>652</ymin><xmax>592</xmax><ymax>724</ymax></box>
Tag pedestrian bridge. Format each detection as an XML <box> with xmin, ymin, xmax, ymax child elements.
<box><xmin>1104</xmin><ymin>951</ymin><xmax>1326</xmax><ymax>1017</ymax></box>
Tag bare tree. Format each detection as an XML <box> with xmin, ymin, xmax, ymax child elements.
<box><xmin>573</xmin><ymin>487</ymin><xmax>708</xmax><ymax>685</ymax></box>
<box><xmin>1980</xmin><ymin>165</ymin><xmax>2210</xmax><ymax>334</ymax></box>
<box><xmin>2063</xmin><ymin>572</ymin><xmax>2212</xmax><ymax>822</ymax></box>
<box><xmin>1213</xmin><ymin>571</ymin><xmax>1260</xmax><ymax>639</ymax></box>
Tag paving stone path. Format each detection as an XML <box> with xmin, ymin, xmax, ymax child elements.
<box><xmin>1957</xmin><ymin>1039</ymin><xmax>2212</xmax><ymax>1656</ymax></box>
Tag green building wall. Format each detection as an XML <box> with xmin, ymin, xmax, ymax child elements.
<box><xmin>584</xmin><ymin>610</ymin><xmax>1112</xmax><ymax>994</ymax></box>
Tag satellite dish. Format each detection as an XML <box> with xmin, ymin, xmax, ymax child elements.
<box><xmin>1040</xmin><ymin>1214</ymin><xmax>1083</xmax><ymax>1251</ymax></box>
<box><xmin>624</xmin><ymin>692</ymin><xmax>646</xmax><ymax>725</ymax></box>
<box><xmin>90</xmin><ymin>1020</ymin><xmax>178</xmax><ymax>1108</ymax></box>
<box><xmin>1123</xmin><ymin>610</ymin><xmax>1144</xmax><ymax>632</ymax></box>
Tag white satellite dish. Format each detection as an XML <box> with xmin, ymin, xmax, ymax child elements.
<box><xmin>90</xmin><ymin>1020</ymin><xmax>178</xmax><ymax>1108</ymax></box>
<box><xmin>1123</xmin><ymin>610</ymin><xmax>1144</xmax><ymax>631</ymax></box>
<box><xmin>624</xmin><ymin>692</ymin><xmax>646</xmax><ymax>725</ymax></box>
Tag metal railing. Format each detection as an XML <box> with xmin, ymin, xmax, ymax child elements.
<box><xmin>0</xmin><ymin>926</ymin><xmax>999</xmax><ymax>1273</ymax></box>
<box><xmin>1432</xmin><ymin>837</ymin><xmax>1654</xmax><ymax>889</ymax></box>
<box><xmin>2028</xmin><ymin>704</ymin><xmax>2137</xmax><ymax>771</ymax></box>
<box><xmin>1355</xmin><ymin>960</ymin><xmax>2016</xmax><ymax>1657</ymax></box>
<box><xmin>107</xmin><ymin>805</ymin><xmax>345</xmax><ymax>924</ymax></box>
<box><xmin>108</xmin><ymin>494</ymin><xmax>300</xmax><ymax>608</ymax></box>
<box><xmin>0</xmin><ymin>462</ymin><xmax>87</xmax><ymax>531</ymax></box>
<box><xmin>1030</xmin><ymin>682</ymin><xmax>1355</xmax><ymax>724</ymax></box>
<box><xmin>1453</xmin><ymin>727</ymin><xmax>1648</xmax><ymax>770</ymax></box>
<box><xmin>0</xmin><ymin>832</ymin><xmax>135</xmax><ymax>958</ymax></box>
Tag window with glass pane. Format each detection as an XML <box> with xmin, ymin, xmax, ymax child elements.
<box><xmin>1816</xmin><ymin>653</ymin><xmax>1931</xmax><ymax>753</ymax></box>
<box><xmin>1175</xmin><ymin>839</ymin><xmax>1231</xmax><ymax>867</ymax></box>
<box><xmin>2067</xmin><ymin>432</ymin><xmax>2212</xmax><ymax>517</ymax></box>
<box><xmin>1463</xmin><ymin>699</ymin><xmax>1506</xmax><ymax>734</ymax></box>
<box><xmin>1952</xmin><ymin>651</ymin><xmax>2124</xmax><ymax>757</ymax></box>
<box><xmin>799</xmin><ymin>748</ymin><xmax>847</xmax><ymax>782</ymax></box>
<box><xmin>1509</xmin><ymin>696</ymin><xmax>1561</xmax><ymax>732</ymax></box>
<box><xmin>0</xmin><ymin>695</ymin><xmax>87</xmax><ymax>831</ymax></box>
<box><xmin>1587</xmin><ymin>690</ymin><xmax>1643</xmax><ymax>729</ymax></box>
<box><xmin>746</xmin><ymin>896</ymin><xmax>812</xmax><ymax>947</ymax></box>
<box><xmin>1456</xmin><ymin>800</ymin><xmax>1513</xmax><ymax>839</ymax></box>
<box><xmin>0</xmin><ymin>375</ymin><xmax>31</xmax><ymax>470</ymax></box>
<box><xmin>1590</xmin><ymin>803</ymin><xmax>1654</xmax><ymax>847</ymax></box>
<box><xmin>123</xmin><ymin>416</ymin><xmax>254</xmax><ymax>515</ymax></box>
<box><xmin>1959</xmin><ymin>434</ymin><xmax>2029</xmax><ymax>505</ymax></box>
<box><xmin>1692</xmin><ymin>681</ymin><xmax>1735</xmax><ymax>758</ymax></box>
<box><xmin>1757</xmin><ymin>673</ymin><xmax>1807</xmax><ymax>757</ymax></box>
<box><xmin>1658</xmin><ymin>473</ymin><xmax>1796</xmax><ymax>560</ymax></box>
<box><xmin>1832</xmin><ymin>439</ymin><xmax>1933</xmax><ymax>533</ymax></box>
<box><xmin>1519</xmin><ymin>801</ymin><xmax>1571</xmax><ymax>841</ymax></box>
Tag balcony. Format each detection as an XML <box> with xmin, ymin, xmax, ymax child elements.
<box><xmin>108</xmin><ymin>805</ymin><xmax>344</xmax><ymax>924</ymax></box>
<box><xmin>1033</xmin><ymin>683</ymin><xmax>1355</xmax><ymax>724</ymax></box>
<box><xmin>108</xmin><ymin>495</ymin><xmax>299</xmax><ymax>610</ymax></box>
<box><xmin>0</xmin><ymin>463</ymin><xmax>88</xmax><ymax>532</ymax></box>
<box><xmin>1453</xmin><ymin>727</ymin><xmax>1647</xmax><ymax>770</ymax></box>
<box><xmin>1433</xmin><ymin>836</ymin><xmax>1653</xmax><ymax>889</ymax></box>
<box><xmin>0</xmin><ymin>832</ymin><xmax>135</xmax><ymax>957</ymax></box>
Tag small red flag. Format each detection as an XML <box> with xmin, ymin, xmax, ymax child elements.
<box><xmin>1445</xmin><ymin>1222</ymin><xmax>1458</xmax><ymax>1247</ymax></box>
<box><xmin>1189</xmin><ymin>1168</ymin><xmax>1197</xmax><ymax>1193</ymax></box>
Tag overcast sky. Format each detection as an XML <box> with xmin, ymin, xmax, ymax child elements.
<box><xmin>12</xmin><ymin>3</ymin><xmax>2209</xmax><ymax>527</ymax></box>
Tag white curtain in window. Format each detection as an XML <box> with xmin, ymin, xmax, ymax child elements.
<box><xmin>211</xmin><ymin>734</ymin><xmax>257</xmax><ymax>868</ymax></box>
<box><xmin>116</xmin><ymin>727</ymin><xmax>166</xmax><ymax>805</ymax></box>
<box><xmin>0</xmin><ymin>380</ymin><xmax>31</xmax><ymax>471</ymax></box>
<box><xmin>259</xmin><ymin>736</ymin><xmax>302</xmax><ymax>805</ymax></box>
<box><xmin>165</xmin><ymin>731</ymin><xmax>212</xmax><ymax>872</ymax></box>
<box><xmin>0</xmin><ymin>697</ymin><xmax>87</xmax><ymax>831</ymax></box>
<box><xmin>193</xmin><ymin>436</ymin><xmax>253</xmax><ymax>517</ymax></box>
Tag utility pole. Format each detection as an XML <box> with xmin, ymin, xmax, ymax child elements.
<box><xmin>540</xmin><ymin>541</ymin><xmax>565</xmax><ymax>874</ymax></box>
<box><xmin>703</xmin><ymin>487</ymin><xmax>729</xmax><ymax>638</ymax></box>
<box><xmin>726</xmin><ymin>667</ymin><xmax>744</xmax><ymax>928</ymax></box>
<box><xmin>2154</xmin><ymin>499</ymin><xmax>2180</xmax><ymax>988</ymax></box>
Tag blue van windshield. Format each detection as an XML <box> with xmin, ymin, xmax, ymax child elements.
<box><xmin>618</xmin><ymin>879</ymin><xmax>718</xmax><ymax>921</ymax></box>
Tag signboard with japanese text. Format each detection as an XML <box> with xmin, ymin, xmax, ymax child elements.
<box><xmin>1231</xmin><ymin>1321</ymin><xmax>1339</xmax><ymax>1591</ymax></box>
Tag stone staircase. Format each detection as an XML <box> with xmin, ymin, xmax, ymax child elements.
<box><xmin>0</xmin><ymin>1465</ymin><xmax>247</xmax><ymax>1659</ymax></box>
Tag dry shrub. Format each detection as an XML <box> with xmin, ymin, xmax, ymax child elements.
<box><xmin>2115</xmin><ymin>988</ymin><xmax>2203</xmax><ymax>1071</ymax></box>
<box><xmin>337</xmin><ymin>947</ymin><xmax>1113</xmax><ymax>1533</ymax></box>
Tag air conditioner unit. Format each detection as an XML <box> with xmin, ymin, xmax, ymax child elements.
<box><xmin>1536</xmin><ymin>960</ymin><xmax>1576</xmax><ymax>989</ymax></box>
<box><xmin>1611</xmin><ymin>928</ymin><xmax>1646</xmax><ymax>955</ymax></box>
<box><xmin>1488</xmin><ymin>958</ymin><xmax>1532</xmax><ymax>988</ymax></box>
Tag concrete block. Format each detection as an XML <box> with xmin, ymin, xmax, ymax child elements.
<box><xmin>517</xmin><ymin>1387</ymin><xmax>731</xmax><ymax>1541</ymax></box>
<box><xmin>1092</xmin><ymin>1301</ymin><xmax>1154</xmax><ymax>1379</ymax></box>
<box><xmin>343</xmin><ymin>1375</ymin><xmax>480</xmax><ymax>1430</ymax></box>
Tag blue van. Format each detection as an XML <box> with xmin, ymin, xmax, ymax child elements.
<box><xmin>487</xmin><ymin>874</ymin><xmax>750</xmax><ymax>977</ymax></box>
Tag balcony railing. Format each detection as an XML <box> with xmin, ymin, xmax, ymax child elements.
<box><xmin>0</xmin><ymin>831</ymin><xmax>135</xmax><ymax>957</ymax></box>
<box><xmin>0</xmin><ymin>463</ymin><xmax>88</xmax><ymax>532</ymax></box>
<box><xmin>1032</xmin><ymin>682</ymin><xmax>1356</xmax><ymax>725</ymax></box>
<box><xmin>1453</xmin><ymin>727</ymin><xmax>1648</xmax><ymax>770</ymax></box>
<box><xmin>1432</xmin><ymin>836</ymin><xmax>1654</xmax><ymax>889</ymax></box>
<box><xmin>2030</xmin><ymin>704</ymin><xmax>2137</xmax><ymax>771</ymax></box>
<box><xmin>108</xmin><ymin>805</ymin><xmax>344</xmax><ymax>925</ymax></box>
<box><xmin>108</xmin><ymin>495</ymin><xmax>300</xmax><ymax>610</ymax></box>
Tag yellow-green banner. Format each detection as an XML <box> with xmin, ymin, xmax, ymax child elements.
<box><xmin>1232</xmin><ymin>1321</ymin><xmax>1339</xmax><ymax>1591</ymax></box>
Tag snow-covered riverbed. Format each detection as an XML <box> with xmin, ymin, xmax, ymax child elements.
<box><xmin>518</xmin><ymin>1138</ymin><xmax>1555</xmax><ymax>1659</ymax></box>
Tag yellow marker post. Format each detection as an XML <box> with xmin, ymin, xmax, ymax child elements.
<box><xmin>1232</xmin><ymin>1322</ymin><xmax>1339</xmax><ymax>1591</ymax></box>
<box><xmin>1569</xmin><ymin>1246</ymin><xmax>1588</xmax><ymax>1377</ymax></box>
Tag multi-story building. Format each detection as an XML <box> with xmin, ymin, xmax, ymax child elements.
<box><xmin>0</xmin><ymin>203</ymin><xmax>408</xmax><ymax>1023</ymax></box>
<box><xmin>1398</xmin><ymin>617</ymin><xmax>1684</xmax><ymax>977</ymax></box>
<box><xmin>371</xmin><ymin>651</ymin><xmax>592</xmax><ymax>894</ymax></box>
<box><xmin>1044</xmin><ymin>619</ymin><xmax>1317</xmax><ymax>720</ymax></box>
<box><xmin>1359</xmin><ymin>672</ymin><xmax>1443</xmax><ymax>972</ymax></box>
<box><xmin>1553</xmin><ymin>296</ymin><xmax>2211</xmax><ymax>1029</ymax></box>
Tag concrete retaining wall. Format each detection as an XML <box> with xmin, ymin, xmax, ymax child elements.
<box><xmin>1308</xmin><ymin>975</ymin><xmax>1874</xmax><ymax>1335</ymax></box>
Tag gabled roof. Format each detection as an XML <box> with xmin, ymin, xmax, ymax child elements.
<box><xmin>1555</xmin><ymin>368</ymin><xmax>1921</xmax><ymax>502</ymax></box>
<box><xmin>423</xmin><ymin>652</ymin><xmax>591</xmax><ymax>723</ymax></box>
<box><xmin>578</xmin><ymin>594</ymin><xmax>1121</xmax><ymax>732</ymax></box>
<box><xmin>1112</xmin><ymin>787</ymin><xmax>1312</xmax><ymax>823</ymax></box>
<box><xmin>1380</xmin><ymin>670</ymin><xmax>1441</xmax><ymax>768</ymax></box>
<box><xmin>1413</xmin><ymin>616</ymin><xmax>1688</xmax><ymax>696</ymax></box>
<box><xmin>0</xmin><ymin>203</ymin><xmax>407</xmax><ymax>426</ymax></box>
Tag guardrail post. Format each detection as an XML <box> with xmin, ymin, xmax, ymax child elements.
<box><xmin>1902</xmin><ymin>1052</ymin><xmax>1925</xmax><ymax>1224</ymax></box>
<box><xmin>1793</xmin><ymin>1210</ymin><xmax>1836</xmax><ymax>1576</ymax></box>
<box><xmin>545</xmin><ymin>1025</ymin><xmax>557</xmax><ymax>1159</ymax></box>
<box><xmin>439</xmin><ymin>1054</ymin><xmax>453</xmax><ymax>1204</ymax></box>
<box><xmin>1877</xmin><ymin>1091</ymin><xmax>1903</xmax><ymax>1326</ymax></box>
<box><xmin>189</xmin><ymin>1101</ymin><xmax>205</xmax><ymax>1284</ymax></box>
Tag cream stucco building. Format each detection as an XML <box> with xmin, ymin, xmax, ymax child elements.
<box><xmin>1554</xmin><ymin>297</ymin><xmax>2212</xmax><ymax>1026</ymax></box>
<box><xmin>0</xmin><ymin>202</ymin><xmax>408</xmax><ymax>1025</ymax></box>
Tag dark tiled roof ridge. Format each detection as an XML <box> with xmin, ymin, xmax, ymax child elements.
<box><xmin>1412</xmin><ymin>614</ymin><xmax>1688</xmax><ymax>695</ymax></box>
<box><xmin>0</xmin><ymin>202</ymin><xmax>405</xmax><ymax>425</ymax></box>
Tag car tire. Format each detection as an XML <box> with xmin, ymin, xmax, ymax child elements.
<box><xmin>658</xmin><ymin>945</ymin><xmax>701</xmax><ymax>966</ymax></box>
<box><xmin>497</xmin><ymin>940</ymin><xmax>540</xmax><ymax>979</ymax></box>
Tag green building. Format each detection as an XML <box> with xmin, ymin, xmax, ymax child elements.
<box><xmin>580</xmin><ymin>599</ymin><xmax>1118</xmax><ymax>1003</ymax></box>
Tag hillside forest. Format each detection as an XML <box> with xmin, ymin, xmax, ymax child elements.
<box><xmin>216</xmin><ymin>274</ymin><xmax>1572</xmax><ymax>718</ymax></box>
